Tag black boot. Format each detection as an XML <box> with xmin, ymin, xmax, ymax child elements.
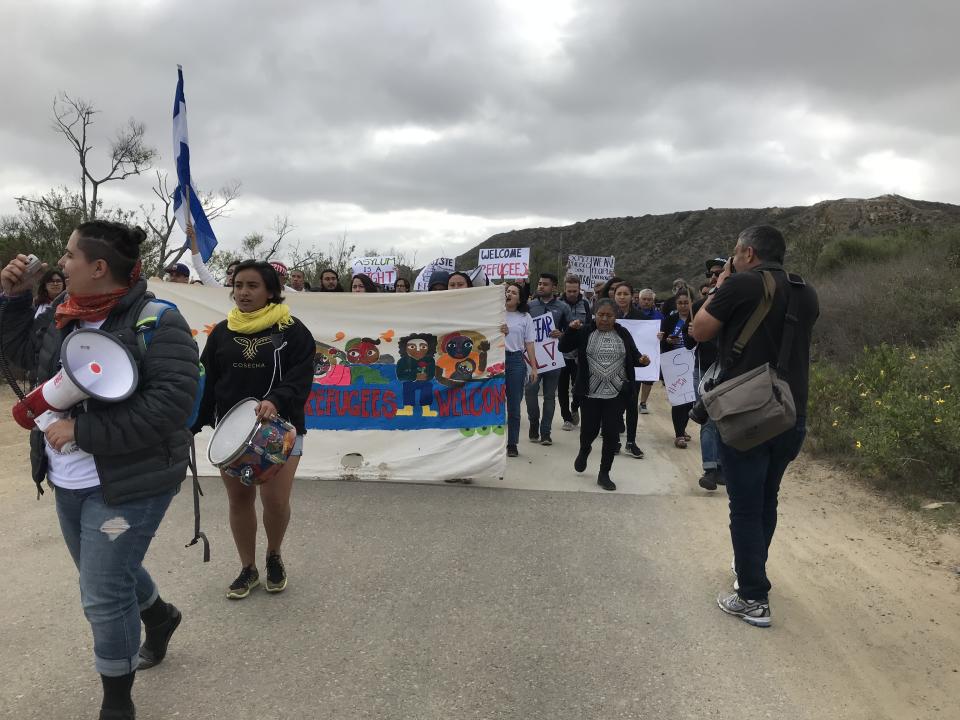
<box><xmin>138</xmin><ymin>599</ymin><xmax>182</xmax><ymax>670</ymax></box>
<box><xmin>574</xmin><ymin>446</ymin><xmax>590</xmax><ymax>472</ymax></box>
<box><xmin>100</xmin><ymin>672</ymin><xmax>135</xmax><ymax>719</ymax></box>
<box><xmin>597</xmin><ymin>470</ymin><xmax>616</xmax><ymax>491</ymax></box>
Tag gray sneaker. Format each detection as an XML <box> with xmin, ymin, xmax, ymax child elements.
<box><xmin>562</xmin><ymin>420</ymin><xmax>574</xmax><ymax>431</ymax></box>
<box><xmin>639</xmin><ymin>403</ymin><xmax>649</xmax><ymax>414</ymax></box>
<box><xmin>717</xmin><ymin>591</ymin><xmax>770</xmax><ymax>627</ymax></box>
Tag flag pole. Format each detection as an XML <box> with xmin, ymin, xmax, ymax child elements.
<box><xmin>168</xmin><ymin>64</ymin><xmax>192</xmax><ymax>267</ymax></box>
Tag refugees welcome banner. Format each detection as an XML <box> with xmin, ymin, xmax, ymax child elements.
<box><xmin>150</xmin><ymin>281</ymin><xmax>507</xmax><ymax>482</ymax></box>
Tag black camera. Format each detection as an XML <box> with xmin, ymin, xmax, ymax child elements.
<box><xmin>688</xmin><ymin>377</ymin><xmax>716</xmax><ymax>425</ymax></box>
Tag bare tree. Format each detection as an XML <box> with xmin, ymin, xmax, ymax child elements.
<box><xmin>50</xmin><ymin>93</ymin><xmax>157</xmax><ymax>221</ymax></box>
<box><xmin>139</xmin><ymin>170</ymin><xmax>241</xmax><ymax>276</ymax></box>
<box><xmin>262</xmin><ymin>215</ymin><xmax>295</xmax><ymax>262</ymax></box>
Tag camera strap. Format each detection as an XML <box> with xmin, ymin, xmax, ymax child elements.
<box><xmin>729</xmin><ymin>270</ymin><xmax>776</xmax><ymax>359</ymax></box>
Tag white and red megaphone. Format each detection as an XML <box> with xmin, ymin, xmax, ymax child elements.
<box><xmin>13</xmin><ymin>328</ymin><xmax>138</xmax><ymax>430</ymax></box>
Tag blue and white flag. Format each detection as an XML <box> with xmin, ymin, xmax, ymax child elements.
<box><xmin>172</xmin><ymin>66</ymin><xmax>218</xmax><ymax>261</ymax></box>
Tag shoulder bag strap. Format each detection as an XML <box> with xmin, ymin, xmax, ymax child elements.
<box><xmin>730</xmin><ymin>271</ymin><xmax>776</xmax><ymax>359</ymax></box>
<box><xmin>775</xmin><ymin>278</ymin><xmax>803</xmax><ymax>378</ymax></box>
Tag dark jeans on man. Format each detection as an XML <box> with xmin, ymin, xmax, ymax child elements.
<box><xmin>525</xmin><ymin>369</ymin><xmax>560</xmax><ymax>438</ymax></box>
<box><xmin>719</xmin><ymin>417</ymin><xmax>807</xmax><ymax>602</ymax></box>
<box><xmin>558</xmin><ymin>358</ymin><xmax>580</xmax><ymax>422</ymax></box>
<box><xmin>579</xmin><ymin>396</ymin><xmax>624</xmax><ymax>472</ymax></box>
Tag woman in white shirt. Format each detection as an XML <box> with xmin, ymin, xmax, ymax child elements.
<box><xmin>504</xmin><ymin>282</ymin><xmax>538</xmax><ymax>457</ymax></box>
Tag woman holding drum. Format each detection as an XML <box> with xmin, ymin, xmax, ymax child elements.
<box><xmin>193</xmin><ymin>260</ymin><xmax>316</xmax><ymax>599</ymax></box>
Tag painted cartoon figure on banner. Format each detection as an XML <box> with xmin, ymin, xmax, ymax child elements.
<box><xmin>395</xmin><ymin>333</ymin><xmax>439</xmax><ymax>417</ymax></box>
<box><xmin>314</xmin><ymin>341</ymin><xmax>352</xmax><ymax>386</ymax></box>
<box><xmin>435</xmin><ymin>330</ymin><xmax>492</xmax><ymax>386</ymax></box>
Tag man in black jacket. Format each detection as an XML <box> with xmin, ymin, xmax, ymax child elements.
<box><xmin>692</xmin><ymin>226</ymin><xmax>819</xmax><ymax>628</ymax></box>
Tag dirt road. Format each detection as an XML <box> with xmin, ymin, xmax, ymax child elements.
<box><xmin>0</xmin><ymin>387</ymin><xmax>957</xmax><ymax>719</ymax></box>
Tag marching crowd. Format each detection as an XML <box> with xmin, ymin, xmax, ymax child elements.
<box><xmin>1</xmin><ymin>219</ymin><xmax>817</xmax><ymax>718</ymax></box>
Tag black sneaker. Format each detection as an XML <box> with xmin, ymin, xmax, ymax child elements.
<box><xmin>639</xmin><ymin>402</ymin><xmax>649</xmax><ymax>414</ymax></box>
<box><xmin>99</xmin><ymin>704</ymin><xmax>136</xmax><ymax>720</ymax></box>
<box><xmin>574</xmin><ymin>449</ymin><xmax>589</xmax><ymax>472</ymax></box>
<box><xmin>265</xmin><ymin>552</ymin><xmax>288</xmax><ymax>593</ymax></box>
<box><xmin>698</xmin><ymin>469</ymin><xmax>720</xmax><ymax>491</ymax></box>
<box><xmin>625</xmin><ymin>442</ymin><xmax>644</xmax><ymax>459</ymax></box>
<box><xmin>528</xmin><ymin>426</ymin><xmax>539</xmax><ymax>442</ymax></box>
<box><xmin>137</xmin><ymin>603</ymin><xmax>182</xmax><ymax>670</ymax></box>
<box><xmin>506</xmin><ymin>444</ymin><xmax>519</xmax><ymax>457</ymax></box>
<box><xmin>540</xmin><ymin>435</ymin><xmax>553</xmax><ymax>446</ymax></box>
<box><xmin>597</xmin><ymin>471</ymin><xmax>616</xmax><ymax>491</ymax></box>
<box><xmin>227</xmin><ymin>565</ymin><xmax>260</xmax><ymax>599</ymax></box>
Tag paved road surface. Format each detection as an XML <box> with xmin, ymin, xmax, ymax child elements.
<box><xmin>1</xmin><ymin>394</ymin><xmax>957</xmax><ymax>719</ymax></box>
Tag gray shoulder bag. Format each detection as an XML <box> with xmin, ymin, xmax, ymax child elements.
<box><xmin>701</xmin><ymin>271</ymin><xmax>799</xmax><ymax>451</ymax></box>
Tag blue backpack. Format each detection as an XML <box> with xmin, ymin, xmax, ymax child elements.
<box><xmin>135</xmin><ymin>299</ymin><xmax>206</xmax><ymax>428</ymax></box>
<box><xmin>134</xmin><ymin>298</ymin><xmax>210</xmax><ymax>561</ymax></box>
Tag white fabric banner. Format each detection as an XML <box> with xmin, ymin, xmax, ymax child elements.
<box><xmin>660</xmin><ymin>348</ymin><xmax>697</xmax><ymax>406</ymax></box>
<box><xmin>148</xmin><ymin>280</ymin><xmax>507</xmax><ymax>482</ymax></box>
<box><xmin>477</xmin><ymin>247</ymin><xmax>530</xmax><ymax>279</ymax></box>
<box><xmin>351</xmin><ymin>256</ymin><xmax>397</xmax><ymax>286</ymax></box>
<box><xmin>616</xmin><ymin>319</ymin><xmax>661</xmax><ymax>382</ymax></box>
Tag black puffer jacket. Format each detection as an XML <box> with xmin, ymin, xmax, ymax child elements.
<box><xmin>0</xmin><ymin>281</ymin><xmax>200</xmax><ymax>504</ymax></box>
<box><xmin>558</xmin><ymin>322</ymin><xmax>646</xmax><ymax>401</ymax></box>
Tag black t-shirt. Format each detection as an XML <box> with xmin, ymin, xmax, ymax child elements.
<box><xmin>705</xmin><ymin>264</ymin><xmax>819</xmax><ymax>414</ymax></box>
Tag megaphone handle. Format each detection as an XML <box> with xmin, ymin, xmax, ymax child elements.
<box><xmin>33</xmin><ymin>409</ymin><xmax>67</xmax><ymax>432</ymax></box>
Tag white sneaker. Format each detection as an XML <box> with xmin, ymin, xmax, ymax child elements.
<box><xmin>639</xmin><ymin>403</ymin><xmax>649</xmax><ymax>414</ymax></box>
<box><xmin>562</xmin><ymin>420</ymin><xmax>574</xmax><ymax>431</ymax></box>
<box><xmin>717</xmin><ymin>591</ymin><xmax>771</xmax><ymax>627</ymax></box>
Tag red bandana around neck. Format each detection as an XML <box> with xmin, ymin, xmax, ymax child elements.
<box><xmin>53</xmin><ymin>261</ymin><xmax>141</xmax><ymax>329</ymax></box>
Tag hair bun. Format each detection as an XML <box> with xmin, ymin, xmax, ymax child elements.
<box><xmin>129</xmin><ymin>226</ymin><xmax>148</xmax><ymax>246</ymax></box>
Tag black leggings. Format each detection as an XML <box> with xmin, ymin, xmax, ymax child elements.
<box><xmin>672</xmin><ymin>402</ymin><xmax>694</xmax><ymax>437</ymax></box>
<box><xmin>623</xmin><ymin>385</ymin><xmax>640</xmax><ymax>444</ymax></box>
<box><xmin>579</xmin><ymin>396</ymin><xmax>624</xmax><ymax>472</ymax></box>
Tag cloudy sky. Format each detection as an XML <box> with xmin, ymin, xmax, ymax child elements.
<box><xmin>2</xmin><ymin>0</ymin><xmax>957</xmax><ymax>263</ymax></box>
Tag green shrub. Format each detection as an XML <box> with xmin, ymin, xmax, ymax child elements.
<box><xmin>808</xmin><ymin>325</ymin><xmax>960</xmax><ymax>497</ymax></box>
<box><xmin>815</xmin><ymin>231</ymin><xmax>917</xmax><ymax>274</ymax></box>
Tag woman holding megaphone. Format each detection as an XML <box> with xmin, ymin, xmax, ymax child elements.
<box><xmin>191</xmin><ymin>260</ymin><xmax>316</xmax><ymax>601</ymax></box>
<box><xmin>0</xmin><ymin>221</ymin><xmax>200</xmax><ymax>720</ymax></box>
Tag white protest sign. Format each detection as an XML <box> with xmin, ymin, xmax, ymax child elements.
<box><xmin>478</xmin><ymin>247</ymin><xmax>530</xmax><ymax>279</ymax></box>
<box><xmin>526</xmin><ymin>313</ymin><xmax>563</xmax><ymax>373</ymax></box>
<box><xmin>414</xmin><ymin>257</ymin><xmax>456</xmax><ymax>291</ymax></box>
<box><xmin>567</xmin><ymin>255</ymin><xmax>615</xmax><ymax>286</ymax></box>
<box><xmin>660</xmin><ymin>348</ymin><xmax>697</xmax><ymax>406</ymax></box>
<box><xmin>616</xmin><ymin>319</ymin><xmax>661</xmax><ymax>382</ymax></box>
<box><xmin>352</xmin><ymin>256</ymin><xmax>397</xmax><ymax>286</ymax></box>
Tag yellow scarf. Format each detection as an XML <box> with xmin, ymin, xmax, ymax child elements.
<box><xmin>227</xmin><ymin>303</ymin><xmax>294</xmax><ymax>334</ymax></box>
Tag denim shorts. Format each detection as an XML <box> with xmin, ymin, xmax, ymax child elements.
<box><xmin>291</xmin><ymin>434</ymin><xmax>304</xmax><ymax>457</ymax></box>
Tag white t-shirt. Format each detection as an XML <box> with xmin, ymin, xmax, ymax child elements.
<box><xmin>46</xmin><ymin>319</ymin><xmax>105</xmax><ymax>490</ymax></box>
<box><xmin>505</xmin><ymin>310</ymin><xmax>536</xmax><ymax>352</ymax></box>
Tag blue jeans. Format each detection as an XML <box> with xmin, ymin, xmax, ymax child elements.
<box><xmin>524</xmin><ymin>369</ymin><xmax>560</xmax><ymax>438</ymax></box>
<box><xmin>719</xmin><ymin>417</ymin><xmax>806</xmax><ymax>602</ymax></box>
<box><xmin>505</xmin><ymin>351</ymin><xmax>527</xmax><ymax>446</ymax></box>
<box><xmin>692</xmin><ymin>366</ymin><xmax>720</xmax><ymax>471</ymax></box>
<box><xmin>55</xmin><ymin>485</ymin><xmax>177</xmax><ymax>676</ymax></box>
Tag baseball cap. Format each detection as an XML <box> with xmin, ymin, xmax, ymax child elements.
<box><xmin>165</xmin><ymin>263</ymin><xmax>190</xmax><ymax>277</ymax></box>
<box><xmin>705</xmin><ymin>257</ymin><xmax>727</xmax><ymax>271</ymax></box>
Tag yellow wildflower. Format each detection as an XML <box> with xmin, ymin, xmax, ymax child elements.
<box><xmin>832</xmin><ymin>420</ymin><xmax>839</xmax><ymax>427</ymax></box>
<box><xmin>944</xmin><ymin>385</ymin><xmax>952</xmax><ymax>390</ymax></box>
<box><xmin>936</xmin><ymin>399</ymin><xmax>945</xmax><ymax>405</ymax></box>
<box><xmin>855</xmin><ymin>440</ymin><xmax>862</xmax><ymax>449</ymax></box>
<box><xmin>934</xmin><ymin>417</ymin><xmax>942</xmax><ymax>424</ymax></box>
<box><xmin>908</xmin><ymin>353</ymin><xmax>917</xmax><ymax>360</ymax></box>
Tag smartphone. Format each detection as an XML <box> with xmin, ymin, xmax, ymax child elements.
<box><xmin>23</xmin><ymin>254</ymin><xmax>43</xmax><ymax>280</ymax></box>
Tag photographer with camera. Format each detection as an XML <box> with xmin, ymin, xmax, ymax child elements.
<box><xmin>691</xmin><ymin>226</ymin><xmax>818</xmax><ymax>628</ymax></box>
